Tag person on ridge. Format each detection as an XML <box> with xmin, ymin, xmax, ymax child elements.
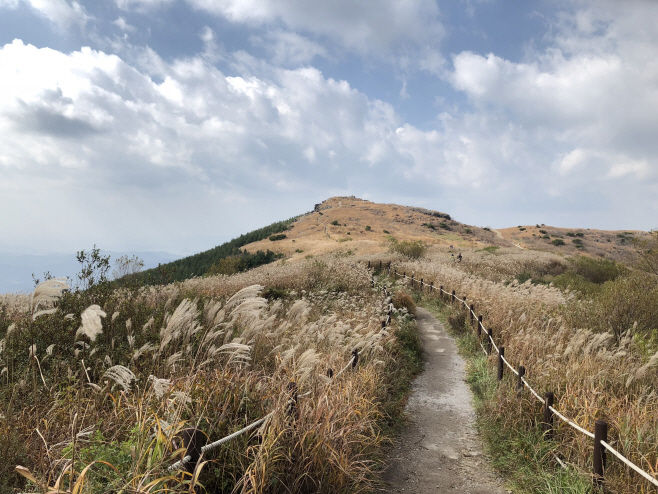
<box><xmin>451</xmin><ymin>253</ymin><xmax>455</xmax><ymax>262</ymax></box>
<box><xmin>457</xmin><ymin>253</ymin><xmax>462</xmax><ymax>262</ymax></box>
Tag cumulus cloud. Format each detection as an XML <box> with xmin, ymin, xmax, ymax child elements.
<box><xmin>187</xmin><ymin>0</ymin><xmax>445</xmax><ymax>69</ymax></box>
<box><xmin>23</xmin><ymin>0</ymin><xmax>90</xmax><ymax>30</ymax></box>
<box><xmin>250</xmin><ymin>30</ymin><xmax>329</xmax><ymax>66</ymax></box>
<box><xmin>445</xmin><ymin>0</ymin><xmax>658</xmax><ymax>224</ymax></box>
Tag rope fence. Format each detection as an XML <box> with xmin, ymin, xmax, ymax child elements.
<box><xmin>386</xmin><ymin>266</ymin><xmax>658</xmax><ymax>490</ymax></box>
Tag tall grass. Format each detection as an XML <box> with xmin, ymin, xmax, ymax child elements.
<box><xmin>0</xmin><ymin>253</ymin><xmax>420</xmax><ymax>492</ymax></box>
<box><xmin>395</xmin><ymin>248</ymin><xmax>658</xmax><ymax>493</ymax></box>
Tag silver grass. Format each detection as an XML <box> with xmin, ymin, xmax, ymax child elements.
<box><xmin>635</xmin><ymin>350</ymin><xmax>658</xmax><ymax>380</ymax></box>
<box><xmin>28</xmin><ymin>344</ymin><xmax>36</xmax><ymax>359</ymax></box>
<box><xmin>104</xmin><ymin>355</ymin><xmax>112</xmax><ymax>366</ymax></box>
<box><xmin>218</xmin><ymin>342</ymin><xmax>251</xmax><ymax>365</ymax></box>
<box><xmin>159</xmin><ymin>299</ymin><xmax>200</xmax><ymax>352</ymax></box>
<box><xmin>32</xmin><ymin>308</ymin><xmax>57</xmax><ymax>320</ymax></box>
<box><xmin>6</xmin><ymin>323</ymin><xmax>15</xmax><ymax>337</ymax></box>
<box><xmin>166</xmin><ymin>351</ymin><xmax>183</xmax><ymax>369</ymax></box>
<box><xmin>133</xmin><ymin>343</ymin><xmax>157</xmax><ymax>361</ymax></box>
<box><xmin>125</xmin><ymin>318</ymin><xmax>132</xmax><ymax>332</ymax></box>
<box><xmin>127</xmin><ymin>335</ymin><xmax>135</xmax><ymax>350</ymax></box>
<box><xmin>224</xmin><ymin>285</ymin><xmax>264</xmax><ymax>311</ymax></box>
<box><xmin>142</xmin><ymin>316</ymin><xmax>154</xmax><ymax>333</ymax></box>
<box><xmin>0</xmin><ymin>338</ymin><xmax>4</xmax><ymax>356</ymax></box>
<box><xmin>75</xmin><ymin>305</ymin><xmax>107</xmax><ymax>343</ymax></box>
<box><xmin>103</xmin><ymin>365</ymin><xmax>136</xmax><ymax>392</ymax></box>
<box><xmin>296</xmin><ymin>348</ymin><xmax>320</xmax><ymax>385</ymax></box>
<box><xmin>31</xmin><ymin>277</ymin><xmax>69</xmax><ymax>312</ymax></box>
<box><xmin>148</xmin><ymin>375</ymin><xmax>172</xmax><ymax>399</ymax></box>
<box><xmin>111</xmin><ymin>311</ymin><xmax>120</xmax><ymax>323</ymax></box>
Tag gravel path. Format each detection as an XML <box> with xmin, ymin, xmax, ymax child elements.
<box><xmin>382</xmin><ymin>308</ymin><xmax>509</xmax><ymax>493</ymax></box>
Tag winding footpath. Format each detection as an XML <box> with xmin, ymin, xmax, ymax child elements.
<box><xmin>382</xmin><ymin>308</ymin><xmax>509</xmax><ymax>493</ymax></box>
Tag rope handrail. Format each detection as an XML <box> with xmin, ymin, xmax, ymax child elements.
<box><xmin>391</xmin><ymin>265</ymin><xmax>658</xmax><ymax>489</ymax></box>
<box><xmin>601</xmin><ymin>440</ymin><xmax>658</xmax><ymax>488</ymax></box>
<box><xmin>500</xmin><ymin>354</ymin><xmax>518</xmax><ymax>375</ymax></box>
<box><xmin>170</xmin><ymin>354</ymin><xmax>357</xmax><ymax>471</ymax></box>
<box><xmin>171</xmin><ymin>267</ymin><xmax>393</xmax><ymax>473</ymax></box>
<box><xmin>548</xmin><ymin>406</ymin><xmax>594</xmax><ymax>439</ymax></box>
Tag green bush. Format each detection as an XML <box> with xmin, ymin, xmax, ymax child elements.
<box><xmin>389</xmin><ymin>239</ymin><xmax>426</xmax><ymax>259</ymax></box>
<box><xmin>551</xmin><ymin>238</ymin><xmax>565</xmax><ymax>246</ymax></box>
<box><xmin>331</xmin><ymin>220</ymin><xmax>339</xmax><ymax>226</ymax></box>
<box><xmin>439</xmin><ymin>222</ymin><xmax>451</xmax><ymax>230</ymax></box>
<box><xmin>483</xmin><ymin>227</ymin><xmax>491</xmax><ymax>231</ymax></box>
<box><xmin>464</xmin><ymin>228</ymin><xmax>472</xmax><ymax>234</ymax></box>
<box><xmin>566</xmin><ymin>232</ymin><xmax>576</xmax><ymax>237</ymax></box>
<box><xmin>269</xmin><ymin>234</ymin><xmax>287</xmax><ymax>241</ymax></box>
<box><xmin>383</xmin><ymin>230</ymin><xmax>389</xmax><ymax>234</ymax></box>
<box><xmin>365</xmin><ymin>225</ymin><xmax>371</xmax><ymax>231</ymax></box>
<box><xmin>576</xmin><ymin>232</ymin><xmax>584</xmax><ymax>237</ymax></box>
<box><xmin>539</xmin><ymin>229</ymin><xmax>547</xmax><ymax>234</ymax></box>
<box><xmin>570</xmin><ymin>256</ymin><xmax>625</xmax><ymax>284</ymax></box>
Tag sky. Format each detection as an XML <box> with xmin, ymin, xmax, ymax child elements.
<box><xmin>1</xmin><ymin>0</ymin><xmax>657</xmax><ymax>262</ymax></box>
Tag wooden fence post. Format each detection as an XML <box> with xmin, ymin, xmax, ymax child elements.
<box><xmin>352</xmin><ymin>349</ymin><xmax>359</xmax><ymax>369</ymax></box>
<box><xmin>368</xmin><ymin>261</ymin><xmax>371</xmax><ymax>269</ymax></box>
<box><xmin>411</xmin><ymin>275</ymin><xmax>414</xmax><ymax>288</ymax></box>
<box><xmin>430</xmin><ymin>281</ymin><xmax>434</xmax><ymax>292</ymax></box>
<box><xmin>379</xmin><ymin>261</ymin><xmax>382</xmax><ymax>270</ymax></box>
<box><xmin>420</xmin><ymin>278</ymin><xmax>424</xmax><ymax>292</ymax></box>
<box><xmin>327</xmin><ymin>368</ymin><xmax>334</xmax><ymax>378</ymax></box>
<box><xmin>462</xmin><ymin>295</ymin><xmax>466</xmax><ymax>308</ymax></box>
<box><xmin>451</xmin><ymin>290</ymin><xmax>455</xmax><ymax>304</ymax></box>
<box><xmin>497</xmin><ymin>347</ymin><xmax>505</xmax><ymax>381</ymax></box>
<box><xmin>517</xmin><ymin>365</ymin><xmax>525</xmax><ymax>392</ymax></box>
<box><xmin>439</xmin><ymin>286</ymin><xmax>443</xmax><ymax>300</ymax></box>
<box><xmin>477</xmin><ymin>315</ymin><xmax>483</xmax><ymax>338</ymax></box>
<box><xmin>181</xmin><ymin>428</ymin><xmax>204</xmax><ymax>473</ymax></box>
<box><xmin>543</xmin><ymin>392</ymin><xmax>554</xmax><ymax>439</ymax></box>
<box><xmin>593</xmin><ymin>420</ymin><xmax>608</xmax><ymax>487</ymax></box>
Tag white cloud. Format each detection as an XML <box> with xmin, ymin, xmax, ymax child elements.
<box><xmin>115</xmin><ymin>0</ymin><xmax>174</xmax><ymax>11</ymax></box>
<box><xmin>112</xmin><ymin>16</ymin><xmax>136</xmax><ymax>32</ymax></box>
<box><xmin>23</xmin><ymin>0</ymin><xmax>90</xmax><ymax>30</ymax></box>
<box><xmin>187</xmin><ymin>0</ymin><xmax>445</xmax><ymax>66</ymax></box>
<box><xmin>250</xmin><ymin>30</ymin><xmax>329</xmax><ymax>66</ymax></box>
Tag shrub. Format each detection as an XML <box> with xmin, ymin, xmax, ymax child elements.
<box><xmin>571</xmin><ymin>256</ymin><xmax>625</xmax><ymax>284</ymax></box>
<box><xmin>539</xmin><ymin>230</ymin><xmax>547</xmax><ymax>234</ymax></box>
<box><xmin>464</xmin><ymin>228</ymin><xmax>472</xmax><ymax>234</ymax></box>
<box><xmin>519</xmin><ymin>227</ymin><xmax>526</xmax><ymax>231</ymax></box>
<box><xmin>392</xmin><ymin>291</ymin><xmax>416</xmax><ymax>317</ymax></box>
<box><xmin>576</xmin><ymin>232</ymin><xmax>584</xmax><ymax>237</ymax></box>
<box><xmin>483</xmin><ymin>227</ymin><xmax>491</xmax><ymax>231</ymax></box>
<box><xmin>389</xmin><ymin>239</ymin><xmax>426</xmax><ymax>259</ymax></box>
<box><xmin>331</xmin><ymin>220</ymin><xmax>339</xmax><ymax>226</ymax></box>
<box><xmin>572</xmin><ymin>239</ymin><xmax>583</xmax><ymax>245</ymax></box>
<box><xmin>383</xmin><ymin>230</ymin><xmax>389</xmax><ymax>234</ymax></box>
<box><xmin>447</xmin><ymin>310</ymin><xmax>466</xmax><ymax>333</ymax></box>
<box><xmin>295</xmin><ymin>249</ymin><xmax>304</xmax><ymax>253</ymax></box>
<box><xmin>365</xmin><ymin>225</ymin><xmax>371</xmax><ymax>231</ymax></box>
<box><xmin>269</xmin><ymin>234</ymin><xmax>287</xmax><ymax>241</ymax></box>
<box><xmin>439</xmin><ymin>222</ymin><xmax>450</xmax><ymax>230</ymax></box>
<box><xmin>423</xmin><ymin>223</ymin><xmax>436</xmax><ymax>230</ymax></box>
<box><xmin>551</xmin><ymin>238</ymin><xmax>565</xmax><ymax>246</ymax></box>
<box><xmin>542</xmin><ymin>235</ymin><xmax>550</xmax><ymax>239</ymax></box>
<box><xmin>566</xmin><ymin>232</ymin><xmax>576</xmax><ymax>237</ymax></box>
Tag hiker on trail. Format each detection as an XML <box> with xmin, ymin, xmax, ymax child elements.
<box><xmin>457</xmin><ymin>253</ymin><xmax>462</xmax><ymax>262</ymax></box>
<box><xmin>451</xmin><ymin>253</ymin><xmax>455</xmax><ymax>262</ymax></box>
<box><xmin>450</xmin><ymin>245</ymin><xmax>453</xmax><ymax>250</ymax></box>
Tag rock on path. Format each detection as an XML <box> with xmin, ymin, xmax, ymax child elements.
<box><xmin>382</xmin><ymin>308</ymin><xmax>508</xmax><ymax>493</ymax></box>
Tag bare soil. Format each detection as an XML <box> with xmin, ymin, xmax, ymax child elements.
<box><xmin>381</xmin><ymin>308</ymin><xmax>509</xmax><ymax>493</ymax></box>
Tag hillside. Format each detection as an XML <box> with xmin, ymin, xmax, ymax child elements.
<box><xmin>242</xmin><ymin>196</ymin><xmax>645</xmax><ymax>265</ymax></box>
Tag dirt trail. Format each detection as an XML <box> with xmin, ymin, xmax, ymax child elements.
<box><xmin>492</xmin><ymin>229</ymin><xmax>525</xmax><ymax>250</ymax></box>
<box><xmin>382</xmin><ymin>308</ymin><xmax>508</xmax><ymax>493</ymax></box>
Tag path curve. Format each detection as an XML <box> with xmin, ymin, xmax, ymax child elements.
<box><xmin>382</xmin><ymin>308</ymin><xmax>508</xmax><ymax>493</ymax></box>
<box><xmin>492</xmin><ymin>229</ymin><xmax>525</xmax><ymax>250</ymax></box>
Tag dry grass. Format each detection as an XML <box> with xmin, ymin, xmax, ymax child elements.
<box><xmin>395</xmin><ymin>251</ymin><xmax>658</xmax><ymax>493</ymax></box>
<box><xmin>0</xmin><ymin>253</ymin><xmax>418</xmax><ymax>493</ymax></box>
